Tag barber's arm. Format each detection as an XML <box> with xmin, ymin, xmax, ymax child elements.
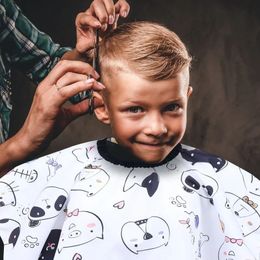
<box><xmin>0</xmin><ymin>0</ymin><xmax>70</xmax><ymax>83</ymax></box>
<box><xmin>0</xmin><ymin>0</ymin><xmax>130</xmax><ymax>177</ymax></box>
<box><xmin>0</xmin><ymin>60</ymin><xmax>105</xmax><ymax>176</ymax></box>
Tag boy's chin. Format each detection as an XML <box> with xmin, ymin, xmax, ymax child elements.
<box><xmin>130</xmin><ymin>145</ymin><xmax>173</xmax><ymax>164</ymax></box>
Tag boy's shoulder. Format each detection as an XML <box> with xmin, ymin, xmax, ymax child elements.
<box><xmin>34</xmin><ymin>139</ymin><xmax>99</xmax><ymax>164</ymax></box>
<box><xmin>1</xmin><ymin>139</ymin><xmax>100</xmax><ymax>183</ymax></box>
<box><xmin>180</xmin><ymin>143</ymin><xmax>259</xmax><ymax>197</ymax></box>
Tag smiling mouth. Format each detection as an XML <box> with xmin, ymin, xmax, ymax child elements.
<box><xmin>136</xmin><ymin>142</ymin><xmax>168</xmax><ymax>147</ymax></box>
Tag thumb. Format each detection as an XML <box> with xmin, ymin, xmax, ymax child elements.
<box><xmin>63</xmin><ymin>94</ymin><xmax>104</xmax><ymax>122</ymax></box>
<box><xmin>64</xmin><ymin>100</ymin><xmax>89</xmax><ymax>122</ymax></box>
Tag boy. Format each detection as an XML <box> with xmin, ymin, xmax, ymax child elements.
<box><xmin>0</xmin><ymin>21</ymin><xmax>259</xmax><ymax>260</ymax></box>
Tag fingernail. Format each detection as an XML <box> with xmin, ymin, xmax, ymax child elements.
<box><xmin>122</xmin><ymin>11</ymin><xmax>127</xmax><ymax>17</ymax></box>
<box><xmin>109</xmin><ymin>15</ymin><xmax>114</xmax><ymax>25</ymax></box>
<box><xmin>101</xmin><ymin>23</ymin><xmax>107</xmax><ymax>31</ymax></box>
<box><xmin>97</xmin><ymin>82</ymin><xmax>106</xmax><ymax>89</ymax></box>
<box><xmin>94</xmin><ymin>21</ymin><xmax>101</xmax><ymax>27</ymax></box>
<box><xmin>85</xmin><ymin>78</ymin><xmax>94</xmax><ymax>84</ymax></box>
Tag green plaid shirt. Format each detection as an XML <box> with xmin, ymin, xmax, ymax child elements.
<box><xmin>0</xmin><ymin>0</ymin><xmax>70</xmax><ymax>143</ymax></box>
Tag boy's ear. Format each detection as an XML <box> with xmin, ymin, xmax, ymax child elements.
<box><xmin>187</xmin><ymin>86</ymin><xmax>193</xmax><ymax>98</ymax></box>
<box><xmin>93</xmin><ymin>91</ymin><xmax>110</xmax><ymax>124</ymax></box>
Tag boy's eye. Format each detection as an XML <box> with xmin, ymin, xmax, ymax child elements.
<box><xmin>128</xmin><ymin>106</ymin><xmax>143</xmax><ymax>113</ymax></box>
<box><xmin>164</xmin><ymin>103</ymin><xmax>181</xmax><ymax>112</ymax></box>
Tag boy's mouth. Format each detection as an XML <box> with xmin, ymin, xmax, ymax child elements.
<box><xmin>135</xmin><ymin>141</ymin><xmax>168</xmax><ymax>147</ymax></box>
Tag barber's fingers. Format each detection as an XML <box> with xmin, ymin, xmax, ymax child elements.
<box><xmin>63</xmin><ymin>88</ymin><xmax>105</xmax><ymax>123</ymax></box>
<box><xmin>115</xmin><ymin>0</ymin><xmax>130</xmax><ymax>18</ymax></box>
<box><xmin>40</xmin><ymin>60</ymin><xmax>99</xmax><ymax>89</ymax></box>
<box><xmin>75</xmin><ymin>13</ymin><xmax>101</xmax><ymax>51</ymax></box>
<box><xmin>63</xmin><ymin>100</ymin><xmax>90</xmax><ymax>123</ymax></box>
<box><xmin>76</xmin><ymin>12</ymin><xmax>102</xmax><ymax>30</ymax></box>
<box><xmin>85</xmin><ymin>0</ymin><xmax>130</xmax><ymax>31</ymax></box>
<box><xmin>75</xmin><ymin>0</ymin><xmax>130</xmax><ymax>53</ymax></box>
<box><xmin>112</xmin><ymin>13</ymin><xmax>120</xmax><ymax>30</ymax></box>
<box><xmin>53</xmin><ymin>78</ymin><xmax>105</xmax><ymax>106</ymax></box>
<box><xmin>55</xmin><ymin>72</ymin><xmax>90</xmax><ymax>89</ymax></box>
<box><xmin>88</xmin><ymin>0</ymin><xmax>115</xmax><ymax>25</ymax></box>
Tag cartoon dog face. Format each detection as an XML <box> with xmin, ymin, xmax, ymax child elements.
<box><xmin>72</xmin><ymin>165</ymin><xmax>109</xmax><ymax>197</ymax></box>
<box><xmin>225</xmin><ymin>192</ymin><xmax>260</xmax><ymax>236</ymax></box>
<box><xmin>0</xmin><ymin>218</ymin><xmax>20</xmax><ymax>247</ymax></box>
<box><xmin>181</xmin><ymin>170</ymin><xmax>219</xmax><ymax>203</ymax></box>
<box><xmin>218</xmin><ymin>237</ymin><xmax>254</xmax><ymax>260</ymax></box>
<box><xmin>28</xmin><ymin>186</ymin><xmax>68</xmax><ymax>227</ymax></box>
<box><xmin>121</xmin><ymin>216</ymin><xmax>170</xmax><ymax>254</ymax></box>
<box><xmin>0</xmin><ymin>181</ymin><xmax>17</xmax><ymax>207</ymax></box>
<box><xmin>58</xmin><ymin>210</ymin><xmax>103</xmax><ymax>253</ymax></box>
<box><xmin>123</xmin><ymin>168</ymin><xmax>159</xmax><ymax>197</ymax></box>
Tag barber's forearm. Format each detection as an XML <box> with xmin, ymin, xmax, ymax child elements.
<box><xmin>0</xmin><ymin>132</ymin><xmax>34</xmax><ymax>178</ymax></box>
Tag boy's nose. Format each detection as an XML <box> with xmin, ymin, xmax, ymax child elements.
<box><xmin>143</xmin><ymin>114</ymin><xmax>167</xmax><ymax>137</ymax></box>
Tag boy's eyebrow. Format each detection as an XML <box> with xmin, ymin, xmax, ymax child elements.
<box><xmin>164</xmin><ymin>98</ymin><xmax>186</xmax><ymax>103</ymax></box>
<box><xmin>119</xmin><ymin>97</ymin><xmax>185</xmax><ymax>106</ymax></box>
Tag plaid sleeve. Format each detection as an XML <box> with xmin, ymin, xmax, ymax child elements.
<box><xmin>0</xmin><ymin>0</ymin><xmax>71</xmax><ymax>84</ymax></box>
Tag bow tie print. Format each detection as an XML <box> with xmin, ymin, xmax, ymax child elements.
<box><xmin>67</xmin><ymin>208</ymin><xmax>79</xmax><ymax>217</ymax></box>
<box><xmin>225</xmin><ymin>236</ymin><xmax>243</xmax><ymax>246</ymax></box>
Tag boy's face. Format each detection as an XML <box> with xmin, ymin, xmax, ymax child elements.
<box><xmin>96</xmin><ymin>66</ymin><xmax>192</xmax><ymax>163</ymax></box>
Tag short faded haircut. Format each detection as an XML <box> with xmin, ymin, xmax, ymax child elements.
<box><xmin>99</xmin><ymin>21</ymin><xmax>191</xmax><ymax>81</ymax></box>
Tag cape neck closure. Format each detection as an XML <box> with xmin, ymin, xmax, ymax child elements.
<box><xmin>97</xmin><ymin>138</ymin><xmax>181</xmax><ymax>168</ymax></box>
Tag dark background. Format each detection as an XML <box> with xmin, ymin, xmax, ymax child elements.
<box><xmin>0</xmin><ymin>0</ymin><xmax>260</xmax><ymax>258</ymax></box>
<box><xmin>10</xmin><ymin>0</ymin><xmax>260</xmax><ymax>177</ymax></box>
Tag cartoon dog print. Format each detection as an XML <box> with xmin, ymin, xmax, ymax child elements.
<box><xmin>72</xmin><ymin>164</ymin><xmax>110</xmax><ymax>197</ymax></box>
<box><xmin>121</xmin><ymin>216</ymin><xmax>170</xmax><ymax>254</ymax></box>
<box><xmin>28</xmin><ymin>186</ymin><xmax>68</xmax><ymax>227</ymax></box>
<box><xmin>218</xmin><ymin>236</ymin><xmax>255</xmax><ymax>260</ymax></box>
<box><xmin>225</xmin><ymin>192</ymin><xmax>260</xmax><ymax>237</ymax></box>
<box><xmin>180</xmin><ymin>148</ymin><xmax>227</xmax><ymax>172</ymax></box>
<box><xmin>57</xmin><ymin>210</ymin><xmax>104</xmax><ymax>253</ymax></box>
<box><xmin>0</xmin><ymin>181</ymin><xmax>18</xmax><ymax>207</ymax></box>
<box><xmin>181</xmin><ymin>169</ymin><xmax>219</xmax><ymax>204</ymax></box>
<box><xmin>123</xmin><ymin>168</ymin><xmax>159</xmax><ymax>197</ymax></box>
<box><xmin>0</xmin><ymin>218</ymin><xmax>20</xmax><ymax>247</ymax></box>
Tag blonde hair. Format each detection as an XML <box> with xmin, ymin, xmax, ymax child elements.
<box><xmin>99</xmin><ymin>21</ymin><xmax>191</xmax><ymax>81</ymax></box>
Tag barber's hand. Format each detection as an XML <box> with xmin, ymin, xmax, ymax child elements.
<box><xmin>19</xmin><ymin>60</ymin><xmax>105</xmax><ymax>153</ymax></box>
<box><xmin>75</xmin><ymin>0</ymin><xmax>130</xmax><ymax>54</ymax></box>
